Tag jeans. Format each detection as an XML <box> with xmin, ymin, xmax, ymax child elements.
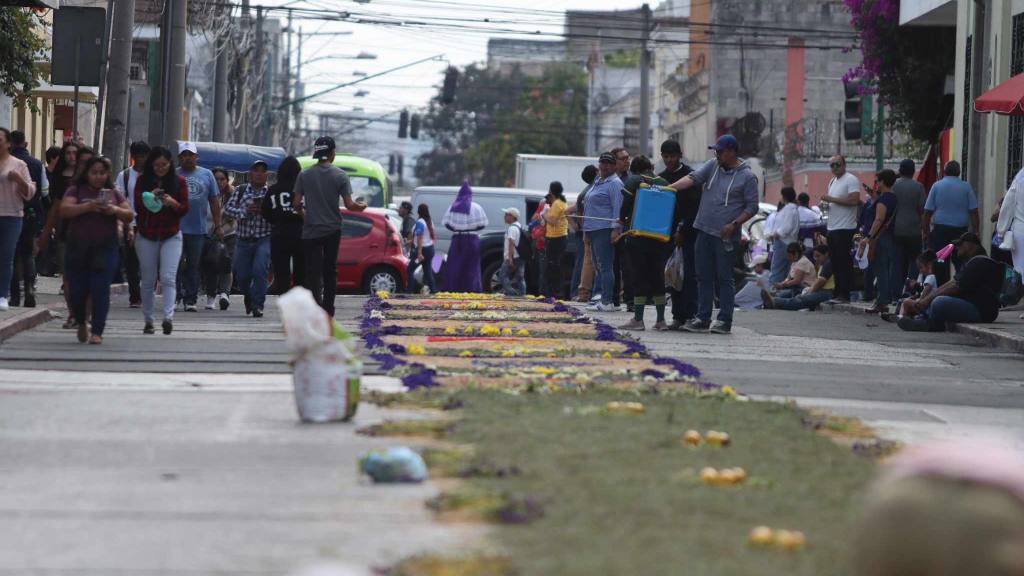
<box><xmin>769</xmin><ymin>238</ymin><xmax>791</xmax><ymax>285</ymax></box>
<box><xmin>924</xmin><ymin>295</ymin><xmax>981</xmax><ymax>331</ymax></box>
<box><xmin>695</xmin><ymin>230</ymin><xmax>736</xmax><ymax>325</ymax></box>
<box><xmin>774</xmin><ymin>289</ymin><xmax>833</xmax><ymax>311</ymax></box>
<box><xmin>570</xmin><ymin>231</ymin><xmax>584</xmax><ymax>299</ymax></box>
<box><xmin>827</xmin><ymin>228</ymin><xmax>855</xmax><ymax>300</ymax></box>
<box><xmin>10</xmin><ymin>217</ymin><xmax>36</xmax><ymax>302</ymax></box>
<box><xmin>303</xmin><ymin>231</ymin><xmax>341</xmax><ymax>316</ymax></box>
<box><xmin>233</xmin><ymin>236</ymin><xmax>271</xmax><ymax>311</ymax></box>
<box><xmin>669</xmin><ymin>234</ymin><xmax>698</xmax><ymax>321</ymax></box>
<box><xmin>270</xmin><ymin>231</ymin><xmax>304</xmax><ymax>294</ymax></box>
<box><xmin>874</xmin><ymin>232</ymin><xmax>895</xmax><ymax>306</ymax></box>
<box><xmin>204</xmin><ymin>234</ymin><xmax>236</xmax><ymax>297</ymax></box>
<box><xmin>545</xmin><ymin>235</ymin><xmax>567</xmax><ymax>298</ymax></box>
<box><xmin>178</xmin><ymin>233</ymin><xmax>205</xmax><ymax>305</ymax></box>
<box><xmin>135</xmin><ymin>232</ymin><xmax>183</xmax><ymax>323</ymax></box>
<box><xmin>586</xmin><ymin>228</ymin><xmax>615</xmax><ymax>305</ymax></box>
<box><xmin>408</xmin><ymin>244</ymin><xmax>436</xmax><ymax>294</ymax></box>
<box><xmin>65</xmin><ymin>244</ymin><xmax>119</xmax><ymax>336</ymax></box>
<box><xmin>122</xmin><ymin>233</ymin><xmax>141</xmax><ymax>304</ymax></box>
<box><xmin>0</xmin><ymin>216</ymin><xmax>24</xmax><ymax>299</ymax></box>
<box><xmin>929</xmin><ymin>224</ymin><xmax>967</xmax><ymax>286</ymax></box>
<box><xmin>500</xmin><ymin>258</ymin><xmax>526</xmax><ymax>296</ymax></box>
<box><xmin>893</xmin><ymin>234</ymin><xmax>922</xmax><ymax>293</ymax></box>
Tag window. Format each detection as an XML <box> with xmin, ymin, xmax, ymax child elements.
<box><xmin>1009</xmin><ymin>16</ymin><xmax>1024</xmax><ymax>187</ymax></box>
<box><xmin>341</xmin><ymin>214</ymin><xmax>373</xmax><ymax>238</ymax></box>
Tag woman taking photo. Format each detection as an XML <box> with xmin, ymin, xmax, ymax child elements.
<box><xmin>61</xmin><ymin>156</ymin><xmax>132</xmax><ymax>344</ymax></box>
<box><xmin>407</xmin><ymin>203</ymin><xmax>436</xmax><ymax>294</ymax></box>
<box><xmin>262</xmin><ymin>156</ymin><xmax>304</xmax><ymax>294</ymax></box>
<box><xmin>134</xmin><ymin>146</ymin><xmax>189</xmax><ymax>335</ymax></box>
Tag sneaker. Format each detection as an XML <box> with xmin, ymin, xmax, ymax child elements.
<box><xmin>595</xmin><ymin>302</ymin><xmax>619</xmax><ymax>312</ymax></box>
<box><xmin>585</xmin><ymin>301</ymin><xmax>601</xmax><ymax>311</ymax></box>
<box><xmin>760</xmin><ymin>289</ymin><xmax>774</xmax><ymax>310</ymax></box>
<box><xmin>162</xmin><ymin>319</ymin><xmax>173</xmax><ymax>335</ymax></box>
<box><xmin>826</xmin><ymin>298</ymin><xmax>850</xmax><ymax>305</ymax></box>
<box><xmin>681</xmin><ymin>319</ymin><xmax>710</xmax><ymax>333</ymax></box>
<box><xmin>129</xmin><ymin>300</ymin><xmax>141</xmax><ymax>309</ymax></box>
<box><xmin>143</xmin><ymin>322</ymin><xmax>155</xmax><ymax>335</ymax></box>
<box><xmin>0</xmin><ymin>297</ymin><xmax>8</xmax><ymax>311</ymax></box>
<box><xmin>709</xmin><ymin>321</ymin><xmax>731</xmax><ymax>334</ymax></box>
<box><xmin>668</xmin><ymin>319</ymin><xmax>688</xmax><ymax>331</ymax></box>
<box><xmin>590</xmin><ymin>293</ymin><xmax>602</xmax><ymax>303</ymax></box>
<box><xmin>619</xmin><ymin>319</ymin><xmax>645</xmax><ymax>331</ymax></box>
<box><xmin>218</xmin><ymin>293</ymin><xmax>230</xmax><ymax>311</ymax></box>
<box><xmin>184</xmin><ymin>303</ymin><xmax>198</xmax><ymax>312</ymax></box>
<box><xmin>252</xmin><ymin>308</ymin><xmax>264</xmax><ymax>318</ymax></box>
<box><xmin>204</xmin><ymin>296</ymin><xmax>216</xmax><ymax>310</ymax></box>
<box><xmin>24</xmin><ymin>293</ymin><xmax>35</xmax><ymax>308</ymax></box>
<box><xmin>897</xmin><ymin>316</ymin><xmax>929</xmax><ymax>332</ymax></box>
<box><xmin>653</xmin><ymin>321</ymin><xmax>670</xmax><ymax>331</ymax></box>
<box><xmin>62</xmin><ymin>317</ymin><xmax>77</xmax><ymax>329</ymax></box>
<box><xmin>9</xmin><ymin>296</ymin><xmax>19</xmax><ymax>307</ymax></box>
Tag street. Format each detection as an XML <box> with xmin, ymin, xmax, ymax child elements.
<box><xmin>0</xmin><ymin>293</ymin><xmax>1022</xmax><ymax>573</ymax></box>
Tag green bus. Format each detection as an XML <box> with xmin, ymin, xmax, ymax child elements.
<box><xmin>296</xmin><ymin>153</ymin><xmax>391</xmax><ymax>208</ymax></box>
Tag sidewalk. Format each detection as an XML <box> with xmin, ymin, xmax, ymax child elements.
<box><xmin>0</xmin><ymin>276</ymin><xmax>133</xmax><ymax>342</ymax></box>
<box><xmin>829</xmin><ymin>299</ymin><xmax>1024</xmax><ymax>354</ymax></box>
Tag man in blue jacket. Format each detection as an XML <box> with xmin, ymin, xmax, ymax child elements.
<box><xmin>667</xmin><ymin>135</ymin><xmax>759</xmax><ymax>334</ymax></box>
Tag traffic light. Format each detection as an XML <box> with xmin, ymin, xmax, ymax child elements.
<box><xmin>843</xmin><ymin>80</ymin><xmax>873</xmax><ymax>141</ymax></box>
<box><xmin>410</xmin><ymin>114</ymin><xmax>421</xmax><ymax>139</ymax></box>
<box><xmin>441</xmin><ymin>67</ymin><xmax>458</xmax><ymax>105</ymax></box>
<box><xmin>388</xmin><ymin>154</ymin><xmax>396</xmax><ymax>175</ymax></box>
<box><xmin>398</xmin><ymin>110</ymin><xmax>409</xmax><ymax>139</ymax></box>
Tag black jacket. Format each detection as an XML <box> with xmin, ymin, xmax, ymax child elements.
<box><xmin>11</xmin><ymin>146</ymin><xmax>44</xmax><ymax>228</ymax></box>
<box><xmin>261</xmin><ymin>183</ymin><xmax>304</xmax><ymax>236</ymax></box>
<box><xmin>659</xmin><ymin>162</ymin><xmax>695</xmax><ymax>234</ymax></box>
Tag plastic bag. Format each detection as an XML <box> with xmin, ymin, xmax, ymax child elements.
<box><xmin>664</xmin><ymin>246</ymin><xmax>685</xmax><ymax>291</ymax></box>
<box><xmin>278</xmin><ymin>287</ymin><xmax>334</xmax><ymax>353</ymax></box>
<box><xmin>359</xmin><ymin>446</ymin><xmax>428</xmax><ymax>483</ymax></box>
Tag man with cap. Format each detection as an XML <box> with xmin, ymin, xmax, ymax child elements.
<box><xmin>398</xmin><ymin>200</ymin><xmax>416</xmax><ymax>257</ymax></box>
<box><xmin>658</xmin><ymin>139</ymin><xmax>696</xmax><ymax>328</ymax></box>
<box><xmin>499</xmin><ymin>206</ymin><xmax>527</xmax><ymax>295</ymax></box>
<box><xmin>294</xmin><ymin>136</ymin><xmax>366</xmax><ymax>317</ymax></box>
<box><xmin>223</xmin><ymin>160</ymin><xmax>273</xmax><ymax>317</ymax></box>
<box><xmin>898</xmin><ymin>232</ymin><xmax>1004</xmax><ymax>331</ymax></box>
<box><xmin>667</xmin><ymin>134</ymin><xmax>759</xmax><ymax>334</ymax></box>
<box><xmin>892</xmin><ymin>158</ymin><xmax>926</xmax><ymax>291</ymax></box>
<box><xmin>176</xmin><ymin>141</ymin><xmax>223</xmax><ymax>312</ymax></box>
<box><xmin>583</xmin><ymin>152</ymin><xmax>625</xmax><ymax>312</ymax></box>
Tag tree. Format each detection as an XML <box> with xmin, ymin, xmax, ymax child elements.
<box><xmin>0</xmin><ymin>8</ymin><xmax>48</xmax><ymax>110</ymax></box>
<box><xmin>841</xmin><ymin>0</ymin><xmax>956</xmax><ymax>144</ymax></box>
<box><xmin>416</xmin><ymin>62</ymin><xmax>588</xmax><ymax>186</ymax></box>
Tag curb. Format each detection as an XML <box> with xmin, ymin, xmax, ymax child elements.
<box><xmin>0</xmin><ymin>307</ymin><xmax>54</xmax><ymax>342</ymax></box>
<box><xmin>826</xmin><ymin>301</ymin><xmax>1024</xmax><ymax>355</ymax></box>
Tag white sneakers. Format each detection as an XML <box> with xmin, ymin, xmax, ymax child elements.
<box><xmin>586</xmin><ymin>302</ymin><xmax>618</xmax><ymax>312</ymax></box>
<box><xmin>0</xmin><ymin>297</ymin><xmax>8</xmax><ymax>311</ymax></box>
<box><xmin>218</xmin><ymin>293</ymin><xmax>230</xmax><ymax>310</ymax></box>
<box><xmin>205</xmin><ymin>295</ymin><xmax>217</xmax><ymax>310</ymax></box>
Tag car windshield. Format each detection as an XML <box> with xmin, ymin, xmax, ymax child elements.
<box><xmin>346</xmin><ymin>176</ymin><xmax>385</xmax><ymax>208</ymax></box>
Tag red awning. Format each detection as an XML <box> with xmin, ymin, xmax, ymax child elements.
<box><xmin>974</xmin><ymin>72</ymin><xmax>1024</xmax><ymax>115</ymax></box>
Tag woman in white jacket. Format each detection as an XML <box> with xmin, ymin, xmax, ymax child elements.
<box><xmin>996</xmin><ymin>167</ymin><xmax>1024</xmax><ymax>275</ymax></box>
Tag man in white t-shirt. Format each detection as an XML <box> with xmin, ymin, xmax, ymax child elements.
<box><xmin>819</xmin><ymin>155</ymin><xmax>862</xmax><ymax>302</ymax></box>
<box><xmin>113</xmin><ymin>140</ymin><xmax>151</xmax><ymax>308</ymax></box>
<box><xmin>500</xmin><ymin>207</ymin><xmax>526</xmax><ymax>295</ymax></box>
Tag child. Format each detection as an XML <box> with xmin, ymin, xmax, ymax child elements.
<box><xmin>898</xmin><ymin>250</ymin><xmax>937</xmax><ymax>319</ymax></box>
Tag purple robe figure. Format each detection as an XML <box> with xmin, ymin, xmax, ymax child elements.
<box><xmin>441</xmin><ymin>181</ymin><xmax>488</xmax><ymax>292</ymax></box>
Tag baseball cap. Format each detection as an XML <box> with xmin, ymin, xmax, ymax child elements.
<box><xmin>708</xmin><ymin>134</ymin><xmax>739</xmax><ymax>152</ymax></box>
<box><xmin>313</xmin><ymin>136</ymin><xmax>336</xmax><ymax>159</ymax></box>
<box><xmin>749</xmin><ymin>254</ymin><xmax>768</xmax><ymax>268</ymax></box>
<box><xmin>502</xmin><ymin>207</ymin><xmax>520</xmax><ymax>219</ymax></box>
<box><xmin>598</xmin><ymin>152</ymin><xmax>616</xmax><ymax>164</ymax></box>
<box><xmin>250</xmin><ymin>159</ymin><xmax>268</xmax><ymax>170</ymax></box>
<box><xmin>953</xmin><ymin>231</ymin><xmax>982</xmax><ymax>246</ymax></box>
<box><xmin>178</xmin><ymin>141</ymin><xmax>198</xmax><ymax>155</ymax></box>
<box><xmin>661</xmin><ymin>140</ymin><xmax>682</xmax><ymax>155</ymax></box>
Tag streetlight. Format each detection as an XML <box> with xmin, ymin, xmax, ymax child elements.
<box><xmin>294</xmin><ymin>52</ymin><xmax>377</xmax><ymax>69</ymax></box>
<box><xmin>352</xmin><ymin>71</ymin><xmax>368</xmax><ymax>77</ymax></box>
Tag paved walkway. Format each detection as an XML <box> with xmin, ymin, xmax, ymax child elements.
<box><xmin>0</xmin><ymin>293</ymin><xmax>479</xmax><ymax>575</ymax></box>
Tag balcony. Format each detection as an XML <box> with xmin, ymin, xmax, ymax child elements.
<box><xmin>899</xmin><ymin>0</ymin><xmax>956</xmax><ymax>27</ymax></box>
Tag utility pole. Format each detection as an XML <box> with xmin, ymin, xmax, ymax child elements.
<box><xmin>163</xmin><ymin>0</ymin><xmax>187</xmax><ymax>146</ymax></box>
<box><xmin>102</xmin><ymin>0</ymin><xmax>136</xmax><ymax>170</ymax></box>
<box><xmin>294</xmin><ymin>27</ymin><xmax>303</xmax><ymax>136</ymax></box>
<box><xmin>212</xmin><ymin>4</ymin><xmax>229</xmax><ymax>142</ymax></box>
<box><xmin>93</xmin><ymin>0</ymin><xmax>115</xmax><ymax>151</ymax></box>
<box><xmin>282</xmin><ymin>11</ymin><xmax>292</xmax><ymax>149</ymax></box>
<box><xmin>638</xmin><ymin>3</ymin><xmax>651</xmax><ymax>157</ymax></box>
<box><xmin>255</xmin><ymin>6</ymin><xmax>265</xmax><ymax>145</ymax></box>
<box><xmin>237</xmin><ymin>0</ymin><xmax>250</xmax><ymax>144</ymax></box>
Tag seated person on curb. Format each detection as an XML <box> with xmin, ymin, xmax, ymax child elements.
<box><xmin>898</xmin><ymin>232</ymin><xmax>1003</xmax><ymax>332</ymax></box>
<box><xmin>735</xmin><ymin>254</ymin><xmax>771</xmax><ymax>309</ymax></box>
<box><xmin>767</xmin><ymin>242</ymin><xmax>815</xmax><ymax>299</ymax></box>
<box><xmin>892</xmin><ymin>250</ymin><xmax>937</xmax><ymax>320</ymax></box>
<box><xmin>762</xmin><ymin>245</ymin><xmax>834</xmax><ymax>311</ymax></box>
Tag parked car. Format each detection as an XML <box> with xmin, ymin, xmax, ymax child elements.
<box><xmin>335</xmin><ymin>208</ymin><xmax>408</xmax><ymax>294</ymax></box>
<box><xmin>409</xmin><ymin>186</ymin><xmax>577</xmax><ymax>296</ymax></box>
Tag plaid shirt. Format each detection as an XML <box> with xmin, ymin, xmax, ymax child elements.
<box><xmin>224</xmin><ymin>184</ymin><xmax>273</xmax><ymax>239</ymax></box>
<box><xmin>442</xmin><ymin>202</ymin><xmax>488</xmax><ymax>232</ymax></box>
<box><xmin>134</xmin><ymin>175</ymin><xmax>190</xmax><ymax>241</ymax></box>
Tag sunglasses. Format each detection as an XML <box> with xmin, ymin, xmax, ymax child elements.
<box><xmin>829</xmin><ymin>162</ymin><xmax>842</xmax><ymax>168</ymax></box>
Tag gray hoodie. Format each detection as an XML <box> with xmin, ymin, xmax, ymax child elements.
<box><xmin>688</xmin><ymin>158</ymin><xmax>759</xmax><ymax>238</ymax></box>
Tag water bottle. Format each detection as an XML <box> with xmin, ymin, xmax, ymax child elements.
<box><xmin>723</xmin><ymin>237</ymin><xmax>734</xmax><ymax>253</ymax></box>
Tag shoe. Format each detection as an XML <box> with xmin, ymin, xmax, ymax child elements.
<box><xmin>625</xmin><ymin>305</ymin><xmax>634</xmax><ymax>313</ymax></box>
<box><xmin>760</xmin><ymin>289</ymin><xmax>774</xmax><ymax>310</ymax></box>
<box><xmin>77</xmin><ymin>322</ymin><xmax>88</xmax><ymax>343</ymax></box>
<box><xmin>590</xmin><ymin>293</ymin><xmax>602</xmax><ymax>303</ymax></box>
<box><xmin>0</xmin><ymin>297</ymin><xmax>8</xmax><ymax>311</ymax></box>
<box><xmin>897</xmin><ymin>316</ymin><xmax>929</xmax><ymax>332</ymax></box>
<box><xmin>88</xmin><ymin>334</ymin><xmax>102</xmax><ymax>345</ymax></box>
<box><xmin>244</xmin><ymin>295</ymin><xmax>252</xmax><ymax>315</ymax></box>
<box><xmin>162</xmin><ymin>319</ymin><xmax>173</xmax><ymax>335</ymax></box>
<box><xmin>204</xmin><ymin>296</ymin><xmax>216</xmax><ymax>310</ymax></box>
<box><xmin>62</xmin><ymin>317</ymin><xmax>77</xmax><ymax>329</ymax></box>
<box><xmin>681</xmin><ymin>319</ymin><xmax>710</xmax><ymax>333</ymax></box>
<box><xmin>619</xmin><ymin>319</ymin><xmax>645</xmax><ymax>331</ymax></box>
<box><xmin>252</xmin><ymin>308</ymin><xmax>264</xmax><ymax>318</ymax></box>
<box><xmin>709</xmin><ymin>321</ymin><xmax>732</xmax><ymax>334</ymax></box>
<box><xmin>8</xmin><ymin>297</ymin><xmax>19</xmax><ymax>307</ymax></box>
<box><xmin>653</xmin><ymin>321</ymin><xmax>670</xmax><ymax>331</ymax></box>
<box><xmin>595</xmin><ymin>302</ymin><xmax>618</xmax><ymax>312</ymax></box>
<box><xmin>184</xmin><ymin>303</ymin><xmax>198</xmax><ymax>312</ymax></box>
<box><xmin>865</xmin><ymin>304</ymin><xmax>888</xmax><ymax>314</ymax></box>
<box><xmin>826</xmin><ymin>298</ymin><xmax>849</xmax><ymax>305</ymax></box>
<box><xmin>24</xmin><ymin>293</ymin><xmax>35</xmax><ymax>308</ymax></box>
<box><xmin>585</xmin><ymin>302</ymin><xmax>600</xmax><ymax>311</ymax></box>
<box><xmin>668</xmin><ymin>319</ymin><xmax>687</xmax><ymax>331</ymax></box>
<box><xmin>130</xmin><ymin>300</ymin><xmax>141</xmax><ymax>308</ymax></box>
<box><xmin>218</xmin><ymin>293</ymin><xmax>230</xmax><ymax>311</ymax></box>
<box><xmin>880</xmin><ymin>312</ymin><xmax>897</xmax><ymax>323</ymax></box>
<box><xmin>143</xmin><ymin>322</ymin><xmax>155</xmax><ymax>334</ymax></box>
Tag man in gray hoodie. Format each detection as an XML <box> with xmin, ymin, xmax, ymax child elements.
<box><xmin>667</xmin><ymin>134</ymin><xmax>759</xmax><ymax>333</ymax></box>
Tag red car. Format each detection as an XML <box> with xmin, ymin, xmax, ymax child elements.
<box><xmin>335</xmin><ymin>208</ymin><xmax>408</xmax><ymax>293</ymax></box>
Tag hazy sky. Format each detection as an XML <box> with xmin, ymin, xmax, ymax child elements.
<box><xmin>273</xmin><ymin>0</ymin><xmax>651</xmax><ymax>124</ymax></box>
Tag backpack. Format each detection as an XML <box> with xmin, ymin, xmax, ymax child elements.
<box><xmin>513</xmin><ymin>222</ymin><xmax>532</xmax><ymax>262</ymax></box>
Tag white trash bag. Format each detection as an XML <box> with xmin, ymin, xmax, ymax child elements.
<box><xmin>277</xmin><ymin>287</ymin><xmax>362</xmax><ymax>423</ymax></box>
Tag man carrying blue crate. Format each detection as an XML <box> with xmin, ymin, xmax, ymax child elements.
<box><xmin>616</xmin><ymin>155</ymin><xmax>671</xmax><ymax>331</ymax></box>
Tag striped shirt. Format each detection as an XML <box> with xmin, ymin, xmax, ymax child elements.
<box><xmin>442</xmin><ymin>202</ymin><xmax>488</xmax><ymax>232</ymax></box>
<box><xmin>224</xmin><ymin>184</ymin><xmax>273</xmax><ymax>239</ymax></box>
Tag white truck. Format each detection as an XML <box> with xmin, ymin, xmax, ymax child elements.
<box><xmin>514</xmin><ymin>154</ymin><xmax>596</xmax><ymax>194</ymax></box>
